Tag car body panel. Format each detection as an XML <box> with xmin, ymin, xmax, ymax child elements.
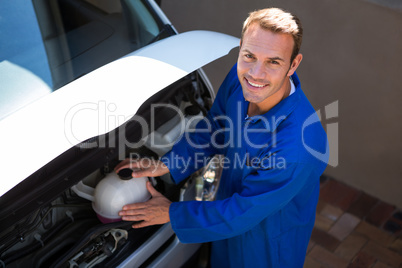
<box><xmin>0</xmin><ymin>30</ymin><xmax>239</xmax><ymax>197</ymax></box>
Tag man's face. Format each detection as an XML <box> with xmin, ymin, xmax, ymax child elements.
<box><xmin>237</xmin><ymin>23</ymin><xmax>301</xmax><ymax>113</ymax></box>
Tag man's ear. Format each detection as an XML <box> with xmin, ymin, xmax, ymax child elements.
<box><xmin>287</xmin><ymin>54</ymin><xmax>303</xmax><ymax>76</ymax></box>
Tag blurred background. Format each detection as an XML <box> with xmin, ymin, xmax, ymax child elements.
<box><xmin>161</xmin><ymin>0</ymin><xmax>402</xmax><ymax>209</ymax></box>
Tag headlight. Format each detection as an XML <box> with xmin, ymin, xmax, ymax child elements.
<box><xmin>195</xmin><ymin>155</ymin><xmax>223</xmax><ymax>201</ymax></box>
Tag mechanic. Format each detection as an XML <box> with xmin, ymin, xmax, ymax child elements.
<box><xmin>116</xmin><ymin>7</ymin><xmax>328</xmax><ymax>267</ymax></box>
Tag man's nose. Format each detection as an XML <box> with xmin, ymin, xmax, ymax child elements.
<box><xmin>249</xmin><ymin>62</ymin><xmax>266</xmax><ymax>80</ymax></box>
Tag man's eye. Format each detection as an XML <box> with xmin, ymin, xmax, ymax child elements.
<box><xmin>245</xmin><ymin>54</ymin><xmax>254</xmax><ymax>59</ymax></box>
<box><xmin>271</xmin><ymin>60</ymin><xmax>279</xmax><ymax>65</ymax></box>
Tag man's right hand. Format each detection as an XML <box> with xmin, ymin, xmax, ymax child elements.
<box><xmin>114</xmin><ymin>158</ymin><xmax>170</xmax><ymax>178</ymax></box>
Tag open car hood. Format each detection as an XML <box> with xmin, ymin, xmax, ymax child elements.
<box><xmin>0</xmin><ymin>30</ymin><xmax>239</xmax><ymax>197</ymax></box>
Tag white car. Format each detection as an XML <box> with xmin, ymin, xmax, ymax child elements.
<box><xmin>0</xmin><ymin>0</ymin><xmax>238</xmax><ymax>267</ymax></box>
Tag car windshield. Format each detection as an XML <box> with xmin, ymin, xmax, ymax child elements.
<box><xmin>0</xmin><ymin>0</ymin><xmax>167</xmax><ymax>119</ymax></box>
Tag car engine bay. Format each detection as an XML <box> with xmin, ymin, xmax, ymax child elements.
<box><xmin>0</xmin><ymin>72</ymin><xmax>215</xmax><ymax>267</ymax></box>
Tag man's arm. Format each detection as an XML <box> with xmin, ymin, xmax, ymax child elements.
<box><xmin>169</xmin><ymin>162</ymin><xmax>319</xmax><ymax>243</ymax></box>
<box><xmin>115</xmin><ymin>64</ymin><xmax>239</xmax><ymax>228</ymax></box>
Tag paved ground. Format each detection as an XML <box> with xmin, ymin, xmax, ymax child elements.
<box><xmin>305</xmin><ymin>176</ymin><xmax>402</xmax><ymax>267</ymax></box>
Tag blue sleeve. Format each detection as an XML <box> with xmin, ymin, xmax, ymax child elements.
<box><xmin>161</xmin><ymin>64</ymin><xmax>239</xmax><ymax>184</ymax></box>
<box><xmin>169</xmin><ymin>162</ymin><xmax>318</xmax><ymax>243</ymax></box>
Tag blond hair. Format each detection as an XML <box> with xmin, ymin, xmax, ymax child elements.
<box><xmin>241</xmin><ymin>8</ymin><xmax>303</xmax><ymax>63</ymax></box>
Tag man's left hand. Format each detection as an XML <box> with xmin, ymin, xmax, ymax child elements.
<box><xmin>119</xmin><ymin>181</ymin><xmax>172</xmax><ymax>228</ymax></box>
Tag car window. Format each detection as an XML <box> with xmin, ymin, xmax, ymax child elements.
<box><xmin>0</xmin><ymin>0</ymin><xmax>167</xmax><ymax>120</ymax></box>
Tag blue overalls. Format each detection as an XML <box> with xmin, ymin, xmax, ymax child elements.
<box><xmin>162</xmin><ymin>64</ymin><xmax>328</xmax><ymax>267</ymax></box>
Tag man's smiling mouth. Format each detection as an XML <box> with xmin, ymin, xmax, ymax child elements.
<box><xmin>245</xmin><ymin>78</ymin><xmax>268</xmax><ymax>88</ymax></box>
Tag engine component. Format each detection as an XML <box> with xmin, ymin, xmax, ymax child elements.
<box><xmin>68</xmin><ymin>229</ymin><xmax>128</xmax><ymax>268</ymax></box>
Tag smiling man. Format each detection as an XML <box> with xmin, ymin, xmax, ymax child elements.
<box><xmin>238</xmin><ymin>13</ymin><xmax>303</xmax><ymax>116</ymax></box>
<box><xmin>116</xmin><ymin>7</ymin><xmax>328</xmax><ymax>267</ymax></box>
